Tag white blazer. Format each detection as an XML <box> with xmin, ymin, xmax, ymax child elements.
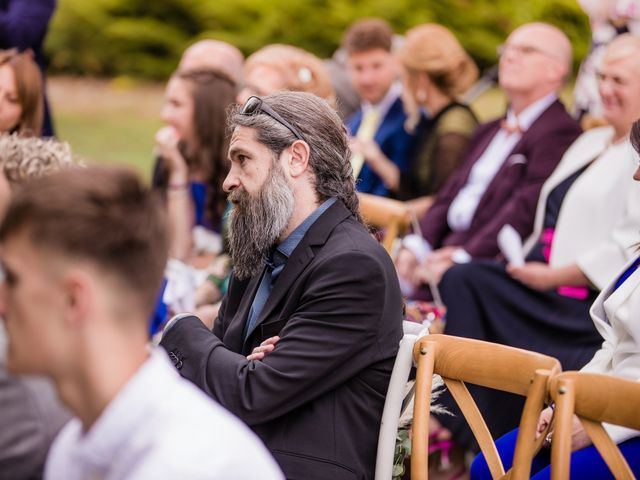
<box><xmin>583</xmin><ymin>256</ymin><xmax>640</xmax><ymax>444</ymax></box>
<box><xmin>523</xmin><ymin>126</ymin><xmax>640</xmax><ymax>290</ymax></box>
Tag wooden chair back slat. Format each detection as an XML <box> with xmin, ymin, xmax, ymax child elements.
<box><xmin>412</xmin><ymin>335</ymin><xmax>560</xmax><ymax>480</ymax></box>
<box><xmin>583</xmin><ymin>419</ymin><xmax>634</xmax><ymax>480</ymax></box>
<box><xmin>427</xmin><ymin>334</ymin><xmax>560</xmax><ymax>396</ymax></box>
<box><xmin>550</xmin><ymin>372</ymin><xmax>640</xmax><ymax>480</ymax></box>
<box><xmin>445</xmin><ymin>378</ymin><xmax>505</xmax><ymax>478</ymax></box>
<box><xmin>358</xmin><ymin>192</ymin><xmax>411</xmax><ymax>254</ymax></box>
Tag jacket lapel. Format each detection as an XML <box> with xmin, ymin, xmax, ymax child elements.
<box><xmin>224</xmin><ymin>267</ymin><xmax>266</xmax><ymax>352</ymax></box>
<box><xmin>463</xmin><ymin>121</ymin><xmax>501</xmax><ymax>176</ymax></box>
<box><xmin>523</xmin><ymin>127</ymin><xmax>612</xmax><ymax>254</ymax></box>
<box><xmin>470</xmin><ymin>101</ymin><xmax>563</xmax><ymax>222</ymax></box>
<box><xmin>242</xmin><ymin>201</ymin><xmax>352</xmax><ymax>348</ymax></box>
<box><xmin>600</xmin><ymin>257</ymin><xmax>640</xmax><ymax>327</ymax></box>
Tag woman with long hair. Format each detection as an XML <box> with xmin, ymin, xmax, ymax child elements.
<box><xmin>154</xmin><ymin>68</ymin><xmax>236</xmax><ymax>260</ymax></box>
<box><xmin>365</xmin><ymin>24</ymin><xmax>478</xmax><ymax>214</ymax></box>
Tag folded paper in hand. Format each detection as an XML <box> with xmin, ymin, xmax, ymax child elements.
<box><xmin>498</xmin><ymin>224</ymin><xmax>525</xmax><ymax>267</ymax></box>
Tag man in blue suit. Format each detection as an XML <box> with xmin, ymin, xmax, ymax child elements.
<box><xmin>344</xmin><ymin>18</ymin><xmax>413</xmax><ymax>197</ymax></box>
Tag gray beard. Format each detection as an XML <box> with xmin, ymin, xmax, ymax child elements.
<box><xmin>227</xmin><ymin>163</ymin><xmax>295</xmax><ymax>280</ymax></box>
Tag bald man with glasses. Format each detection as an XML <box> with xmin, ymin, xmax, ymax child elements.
<box><xmin>400</xmin><ymin>22</ymin><xmax>583</xmax><ymax>295</ymax></box>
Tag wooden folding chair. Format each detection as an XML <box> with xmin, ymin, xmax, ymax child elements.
<box><xmin>412</xmin><ymin>334</ymin><xmax>561</xmax><ymax>480</ymax></box>
<box><xmin>550</xmin><ymin>371</ymin><xmax>640</xmax><ymax>480</ymax></box>
<box><xmin>358</xmin><ymin>192</ymin><xmax>412</xmax><ymax>254</ymax></box>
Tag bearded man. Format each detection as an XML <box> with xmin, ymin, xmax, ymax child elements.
<box><xmin>160</xmin><ymin>92</ymin><xmax>403</xmax><ymax>480</ymax></box>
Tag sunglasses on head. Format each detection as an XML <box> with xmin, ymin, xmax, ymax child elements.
<box><xmin>240</xmin><ymin>96</ymin><xmax>306</xmax><ymax>142</ymax></box>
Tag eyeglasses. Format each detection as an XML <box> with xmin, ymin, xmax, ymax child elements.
<box><xmin>496</xmin><ymin>43</ymin><xmax>557</xmax><ymax>60</ymax></box>
<box><xmin>240</xmin><ymin>96</ymin><xmax>306</xmax><ymax>142</ymax></box>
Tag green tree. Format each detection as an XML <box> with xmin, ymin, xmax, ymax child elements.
<box><xmin>46</xmin><ymin>0</ymin><xmax>590</xmax><ymax>80</ymax></box>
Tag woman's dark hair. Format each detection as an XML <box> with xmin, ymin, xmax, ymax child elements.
<box><xmin>154</xmin><ymin>69</ymin><xmax>236</xmax><ymax>229</ymax></box>
<box><xmin>179</xmin><ymin>69</ymin><xmax>236</xmax><ymax>228</ymax></box>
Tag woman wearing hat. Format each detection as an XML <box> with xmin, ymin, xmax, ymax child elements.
<box><xmin>365</xmin><ymin>23</ymin><xmax>479</xmax><ymax>217</ymax></box>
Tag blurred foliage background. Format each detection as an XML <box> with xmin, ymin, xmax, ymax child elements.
<box><xmin>46</xmin><ymin>0</ymin><xmax>591</xmax><ymax>80</ymax></box>
<box><xmin>44</xmin><ymin>0</ymin><xmax>590</xmax><ymax>177</ymax></box>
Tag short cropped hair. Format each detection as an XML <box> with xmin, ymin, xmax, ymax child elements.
<box><xmin>228</xmin><ymin>91</ymin><xmax>361</xmax><ymax>222</ymax></box>
<box><xmin>342</xmin><ymin>18</ymin><xmax>394</xmax><ymax>55</ymax></box>
<box><xmin>0</xmin><ymin>166</ymin><xmax>168</xmax><ymax>314</ymax></box>
<box><xmin>0</xmin><ymin>133</ymin><xmax>76</xmax><ymax>185</ymax></box>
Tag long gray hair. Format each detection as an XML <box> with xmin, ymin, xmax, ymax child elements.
<box><xmin>227</xmin><ymin>91</ymin><xmax>362</xmax><ymax>222</ymax></box>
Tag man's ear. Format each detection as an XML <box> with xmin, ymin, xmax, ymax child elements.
<box><xmin>546</xmin><ymin>60</ymin><xmax>566</xmax><ymax>84</ymax></box>
<box><xmin>286</xmin><ymin>140</ymin><xmax>311</xmax><ymax>178</ymax></box>
<box><xmin>62</xmin><ymin>270</ymin><xmax>93</xmax><ymax>327</ymax></box>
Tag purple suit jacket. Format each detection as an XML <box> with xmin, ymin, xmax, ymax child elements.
<box><xmin>420</xmin><ymin>99</ymin><xmax>582</xmax><ymax>258</ymax></box>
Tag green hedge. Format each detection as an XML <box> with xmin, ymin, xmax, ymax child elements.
<box><xmin>45</xmin><ymin>0</ymin><xmax>590</xmax><ymax>80</ymax></box>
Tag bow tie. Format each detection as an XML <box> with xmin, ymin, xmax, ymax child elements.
<box><xmin>500</xmin><ymin>119</ymin><xmax>523</xmax><ymax>136</ymax></box>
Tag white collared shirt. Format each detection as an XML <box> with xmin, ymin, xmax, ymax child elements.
<box><xmin>447</xmin><ymin>93</ymin><xmax>558</xmax><ymax>232</ymax></box>
<box><xmin>360</xmin><ymin>81</ymin><xmax>402</xmax><ymax>124</ymax></box>
<box><xmin>45</xmin><ymin>349</ymin><xmax>283</xmax><ymax>480</ymax></box>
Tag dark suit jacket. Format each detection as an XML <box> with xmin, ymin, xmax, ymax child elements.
<box><xmin>347</xmin><ymin>96</ymin><xmax>413</xmax><ymax>197</ymax></box>
<box><xmin>161</xmin><ymin>200</ymin><xmax>404</xmax><ymax>480</ymax></box>
<box><xmin>420</xmin><ymin>99</ymin><xmax>582</xmax><ymax>258</ymax></box>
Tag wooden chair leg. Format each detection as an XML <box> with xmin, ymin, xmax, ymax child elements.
<box><xmin>551</xmin><ymin>377</ymin><xmax>575</xmax><ymax>480</ymax></box>
<box><xmin>510</xmin><ymin>369</ymin><xmax>553</xmax><ymax>480</ymax></box>
<box><xmin>412</xmin><ymin>341</ymin><xmax>436</xmax><ymax>480</ymax></box>
<box><xmin>446</xmin><ymin>378</ymin><xmax>505</xmax><ymax>478</ymax></box>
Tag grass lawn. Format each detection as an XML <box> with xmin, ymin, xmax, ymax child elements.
<box><xmin>49</xmin><ymin>77</ymin><xmax>164</xmax><ymax>181</ymax></box>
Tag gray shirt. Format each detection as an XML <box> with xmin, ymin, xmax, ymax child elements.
<box><xmin>0</xmin><ymin>323</ymin><xmax>70</xmax><ymax>480</ymax></box>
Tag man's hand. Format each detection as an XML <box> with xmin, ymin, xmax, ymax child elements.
<box><xmin>247</xmin><ymin>336</ymin><xmax>280</xmax><ymax>361</ymax></box>
<box><xmin>426</xmin><ymin>246</ymin><xmax>458</xmax><ymax>264</ymax></box>
<box><xmin>413</xmin><ymin>247</ymin><xmax>459</xmax><ymax>285</ymax></box>
<box><xmin>507</xmin><ymin>262</ymin><xmax>558</xmax><ymax>291</ymax></box>
<box><xmin>349</xmin><ymin>138</ymin><xmax>384</xmax><ymax>166</ymax></box>
<box><xmin>416</xmin><ymin>259</ymin><xmax>453</xmax><ymax>286</ymax></box>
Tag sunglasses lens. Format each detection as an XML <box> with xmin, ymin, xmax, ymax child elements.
<box><xmin>239</xmin><ymin>95</ymin><xmax>304</xmax><ymax>141</ymax></box>
<box><xmin>242</xmin><ymin>96</ymin><xmax>262</xmax><ymax>115</ymax></box>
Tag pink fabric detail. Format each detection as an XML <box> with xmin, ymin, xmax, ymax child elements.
<box><xmin>539</xmin><ymin>228</ymin><xmax>589</xmax><ymax>300</ymax></box>
<box><xmin>541</xmin><ymin>228</ymin><xmax>554</xmax><ymax>262</ymax></box>
<box><xmin>557</xmin><ymin>286</ymin><xmax>589</xmax><ymax>300</ymax></box>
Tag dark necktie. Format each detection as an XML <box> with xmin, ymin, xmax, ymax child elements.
<box><xmin>244</xmin><ymin>250</ymin><xmax>287</xmax><ymax>341</ymax></box>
